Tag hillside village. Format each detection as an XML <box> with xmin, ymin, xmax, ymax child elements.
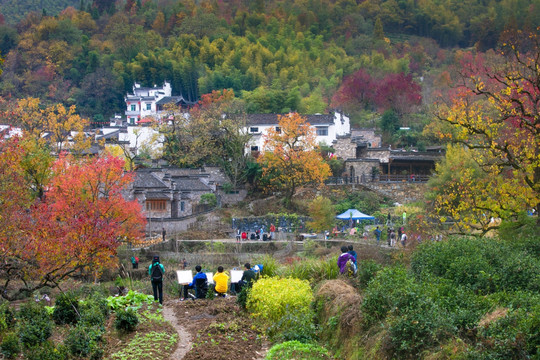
<box><xmin>0</xmin><ymin>1</ymin><xmax>538</xmax><ymax>360</ymax></box>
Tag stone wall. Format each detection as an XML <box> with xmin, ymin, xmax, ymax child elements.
<box><xmin>333</xmin><ymin>135</ymin><xmax>356</xmax><ymax>160</ymax></box>
<box><xmin>360</xmin><ymin>182</ymin><xmax>427</xmax><ymax>203</ymax></box>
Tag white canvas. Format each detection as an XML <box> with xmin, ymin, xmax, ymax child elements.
<box><xmin>176</xmin><ymin>270</ymin><xmax>193</xmax><ymax>284</ymax></box>
<box><xmin>230</xmin><ymin>270</ymin><xmax>243</xmax><ymax>283</ymax></box>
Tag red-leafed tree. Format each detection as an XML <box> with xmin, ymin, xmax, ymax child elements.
<box><xmin>374</xmin><ymin>72</ymin><xmax>422</xmax><ymax>115</ymax></box>
<box><xmin>0</xmin><ymin>143</ymin><xmax>146</xmax><ymax>300</ymax></box>
<box><xmin>331</xmin><ymin>69</ymin><xmax>376</xmax><ymax>111</ymax></box>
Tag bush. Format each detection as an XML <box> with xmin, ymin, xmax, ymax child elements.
<box><xmin>411</xmin><ymin>237</ymin><xmax>540</xmax><ymax>294</ymax></box>
<box><xmin>361</xmin><ymin>266</ymin><xmax>416</xmax><ymax>326</ymax></box>
<box><xmin>114</xmin><ymin>308</ymin><xmax>139</xmax><ymax>332</ymax></box>
<box><xmin>259</xmin><ymin>254</ymin><xmax>279</xmax><ymax>277</ymax></box>
<box><xmin>236</xmin><ymin>285</ymin><xmax>250</xmax><ymax>309</ymax></box>
<box><xmin>64</xmin><ymin>325</ymin><xmax>104</xmax><ymax>358</ymax></box>
<box><xmin>279</xmin><ymin>257</ymin><xmax>339</xmax><ymax>285</ymax></box>
<box><xmin>247</xmin><ymin>277</ymin><xmax>314</xmax><ymax>340</ymax></box>
<box><xmin>52</xmin><ymin>291</ymin><xmax>80</xmax><ymax>325</ymax></box>
<box><xmin>0</xmin><ymin>332</ymin><xmax>20</xmax><ymax>359</ymax></box>
<box><xmin>0</xmin><ymin>302</ymin><xmax>16</xmax><ymax>330</ymax></box>
<box><xmin>265</xmin><ymin>340</ymin><xmax>332</xmax><ymax>360</ymax></box>
<box><xmin>356</xmin><ymin>259</ymin><xmax>382</xmax><ymax>289</ymax></box>
<box><xmin>388</xmin><ymin>298</ymin><xmax>454</xmax><ymax>357</ymax></box>
<box><xmin>17</xmin><ymin>302</ymin><xmax>52</xmax><ymax>348</ymax></box>
<box><xmin>80</xmin><ymin>303</ymin><xmax>106</xmax><ymax>327</ymax></box>
<box><xmin>24</xmin><ymin>341</ymin><xmax>69</xmax><ymax>360</ymax></box>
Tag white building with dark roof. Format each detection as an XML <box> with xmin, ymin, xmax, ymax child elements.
<box><xmin>124</xmin><ymin>82</ymin><xmax>195</xmax><ymax>124</ymax></box>
<box><xmin>245</xmin><ymin>112</ymin><xmax>350</xmax><ymax>154</ymax></box>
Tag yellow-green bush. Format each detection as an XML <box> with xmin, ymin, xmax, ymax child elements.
<box><xmin>247</xmin><ymin>277</ymin><xmax>315</xmax><ymax>340</ymax></box>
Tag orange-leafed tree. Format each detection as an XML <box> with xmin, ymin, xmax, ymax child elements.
<box><xmin>0</xmin><ymin>144</ymin><xmax>146</xmax><ymax>300</ymax></box>
<box><xmin>258</xmin><ymin>113</ymin><xmax>331</xmax><ymax>206</ymax></box>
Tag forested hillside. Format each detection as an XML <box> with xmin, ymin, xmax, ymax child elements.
<box><xmin>0</xmin><ymin>0</ymin><xmax>538</xmax><ymax>135</ymax></box>
<box><xmin>0</xmin><ymin>0</ymin><xmax>78</xmax><ymax>24</ymax></box>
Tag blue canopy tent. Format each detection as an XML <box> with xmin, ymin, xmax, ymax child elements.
<box><xmin>336</xmin><ymin>209</ymin><xmax>375</xmax><ymax>228</ymax></box>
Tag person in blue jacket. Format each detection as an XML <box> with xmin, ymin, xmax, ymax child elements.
<box><xmin>181</xmin><ymin>265</ymin><xmax>208</xmax><ymax>300</ymax></box>
<box><xmin>148</xmin><ymin>255</ymin><xmax>165</xmax><ymax>304</ymax></box>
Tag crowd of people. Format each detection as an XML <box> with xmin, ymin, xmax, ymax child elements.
<box><xmin>236</xmin><ymin>223</ymin><xmax>276</xmax><ymax>242</ymax></box>
<box><xmin>145</xmin><ymin>255</ymin><xmax>264</xmax><ymax>304</ymax></box>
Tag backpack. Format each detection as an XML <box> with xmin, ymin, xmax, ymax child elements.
<box><xmin>151</xmin><ymin>263</ymin><xmax>163</xmax><ymax>281</ymax></box>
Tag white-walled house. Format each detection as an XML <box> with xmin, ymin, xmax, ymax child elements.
<box><xmin>125</xmin><ymin>82</ymin><xmax>172</xmax><ymax>124</ymax></box>
<box><xmin>245</xmin><ymin>112</ymin><xmax>350</xmax><ymax>153</ymax></box>
<box><xmin>124</xmin><ymin>82</ymin><xmax>194</xmax><ymax>124</ymax></box>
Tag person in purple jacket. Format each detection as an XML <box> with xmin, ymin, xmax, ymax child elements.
<box><xmin>337</xmin><ymin>246</ymin><xmax>357</xmax><ymax>275</ymax></box>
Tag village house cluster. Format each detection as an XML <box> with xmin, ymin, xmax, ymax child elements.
<box><xmin>1</xmin><ymin>82</ymin><xmax>443</xmax><ymax>234</ymax></box>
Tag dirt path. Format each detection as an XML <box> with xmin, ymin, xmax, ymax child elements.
<box><xmin>163</xmin><ymin>300</ymin><xmax>192</xmax><ymax>360</ymax></box>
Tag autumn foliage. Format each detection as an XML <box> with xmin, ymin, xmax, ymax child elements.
<box><xmin>0</xmin><ymin>139</ymin><xmax>145</xmax><ymax>300</ymax></box>
<box><xmin>430</xmin><ymin>28</ymin><xmax>540</xmax><ymax>232</ymax></box>
<box><xmin>258</xmin><ymin>113</ymin><xmax>331</xmax><ymax>205</ymax></box>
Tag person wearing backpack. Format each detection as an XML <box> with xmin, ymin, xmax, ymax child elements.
<box><xmin>148</xmin><ymin>255</ymin><xmax>165</xmax><ymax>304</ymax></box>
<box><xmin>337</xmin><ymin>246</ymin><xmax>356</xmax><ymax>275</ymax></box>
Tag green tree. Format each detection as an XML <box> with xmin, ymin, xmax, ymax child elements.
<box><xmin>307</xmin><ymin>196</ymin><xmax>335</xmax><ymax>233</ymax></box>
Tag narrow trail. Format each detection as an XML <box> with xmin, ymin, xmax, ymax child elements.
<box><xmin>163</xmin><ymin>302</ymin><xmax>192</xmax><ymax>360</ymax></box>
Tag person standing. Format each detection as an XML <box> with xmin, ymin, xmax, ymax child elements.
<box><xmin>401</xmin><ymin>231</ymin><xmax>408</xmax><ymax>247</ymax></box>
<box><xmin>162</xmin><ymin>228</ymin><xmax>166</xmax><ymax>242</ymax></box>
<box><xmin>390</xmin><ymin>230</ymin><xmax>396</xmax><ymax>247</ymax></box>
<box><xmin>402</xmin><ymin>211</ymin><xmax>407</xmax><ymax>226</ymax></box>
<box><xmin>131</xmin><ymin>256</ymin><xmax>139</xmax><ymax>269</ymax></box>
<box><xmin>374</xmin><ymin>226</ymin><xmax>382</xmax><ymax>245</ymax></box>
<box><xmin>213</xmin><ymin>266</ymin><xmax>229</xmax><ymax>297</ymax></box>
<box><xmin>149</xmin><ymin>255</ymin><xmax>165</xmax><ymax>305</ymax></box>
<box><xmin>347</xmin><ymin>245</ymin><xmax>357</xmax><ymax>265</ymax></box>
<box><xmin>269</xmin><ymin>223</ymin><xmax>276</xmax><ymax>240</ymax></box>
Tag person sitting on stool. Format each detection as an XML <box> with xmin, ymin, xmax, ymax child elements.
<box><xmin>181</xmin><ymin>265</ymin><xmax>208</xmax><ymax>300</ymax></box>
<box><xmin>213</xmin><ymin>266</ymin><xmax>229</xmax><ymax>297</ymax></box>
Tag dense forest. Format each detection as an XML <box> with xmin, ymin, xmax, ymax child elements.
<box><xmin>0</xmin><ymin>0</ymin><xmax>538</xmax><ymax>138</ymax></box>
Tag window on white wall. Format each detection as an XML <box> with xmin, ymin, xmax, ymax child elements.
<box><xmin>275</xmin><ymin>126</ymin><xmax>281</xmax><ymax>133</ymax></box>
<box><xmin>146</xmin><ymin>103</ymin><xmax>151</xmax><ymax>110</ymax></box>
<box><xmin>130</xmin><ymin>104</ymin><xmax>136</xmax><ymax>111</ymax></box>
<box><xmin>251</xmin><ymin>146</ymin><xmax>259</xmax><ymax>151</ymax></box>
<box><xmin>316</xmin><ymin>127</ymin><xmax>328</xmax><ymax>136</ymax></box>
<box><xmin>250</xmin><ymin>127</ymin><xmax>259</xmax><ymax>133</ymax></box>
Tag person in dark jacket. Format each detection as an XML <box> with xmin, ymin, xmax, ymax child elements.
<box><xmin>148</xmin><ymin>255</ymin><xmax>165</xmax><ymax>304</ymax></box>
<box><xmin>237</xmin><ymin>263</ymin><xmax>257</xmax><ymax>291</ymax></box>
<box><xmin>181</xmin><ymin>265</ymin><xmax>208</xmax><ymax>300</ymax></box>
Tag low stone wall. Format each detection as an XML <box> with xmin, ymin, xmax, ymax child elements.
<box><xmin>360</xmin><ymin>182</ymin><xmax>427</xmax><ymax>203</ymax></box>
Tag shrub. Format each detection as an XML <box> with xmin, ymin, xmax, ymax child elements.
<box><xmin>411</xmin><ymin>237</ymin><xmax>540</xmax><ymax>294</ymax></box>
<box><xmin>279</xmin><ymin>257</ymin><xmax>338</xmax><ymax>285</ymax></box>
<box><xmin>259</xmin><ymin>254</ymin><xmax>279</xmax><ymax>277</ymax></box>
<box><xmin>356</xmin><ymin>259</ymin><xmax>382</xmax><ymax>289</ymax></box>
<box><xmin>80</xmin><ymin>303</ymin><xmax>106</xmax><ymax>327</ymax></box>
<box><xmin>0</xmin><ymin>332</ymin><xmax>20</xmax><ymax>359</ymax></box>
<box><xmin>388</xmin><ymin>298</ymin><xmax>454</xmax><ymax>357</ymax></box>
<box><xmin>247</xmin><ymin>277</ymin><xmax>314</xmax><ymax>340</ymax></box>
<box><xmin>236</xmin><ymin>285</ymin><xmax>250</xmax><ymax>309</ymax></box>
<box><xmin>114</xmin><ymin>308</ymin><xmax>139</xmax><ymax>332</ymax></box>
<box><xmin>200</xmin><ymin>193</ymin><xmax>217</xmax><ymax>207</ymax></box>
<box><xmin>52</xmin><ymin>291</ymin><xmax>80</xmax><ymax>325</ymax></box>
<box><xmin>24</xmin><ymin>341</ymin><xmax>69</xmax><ymax>360</ymax></box>
<box><xmin>265</xmin><ymin>340</ymin><xmax>332</xmax><ymax>360</ymax></box>
<box><xmin>0</xmin><ymin>302</ymin><xmax>16</xmax><ymax>330</ymax></box>
<box><xmin>361</xmin><ymin>266</ymin><xmax>416</xmax><ymax>326</ymax></box>
<box><xmin>17</xmin><ymin>302</ymin><xmax>52</xmax><ymax>348</ymax></box>
<box><xmin>64</xmin><ymin>325</ymin><xmax>104</xmax><ymax>358</ymax></box>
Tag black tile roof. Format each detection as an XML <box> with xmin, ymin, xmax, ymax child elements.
<box><xmin>133</xmin><ymin>172</ymin><xmax>169</xmax><ymax>189</ymax></box>
<box><xmin>172</xmin><ymin>176</ymin><xmax>211</xmax><ymax>191</ymax></box>
<box><xmin>246</xmin><ymin>113</ymin><xmax>334</xmax><ymax>126</ymax></box>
